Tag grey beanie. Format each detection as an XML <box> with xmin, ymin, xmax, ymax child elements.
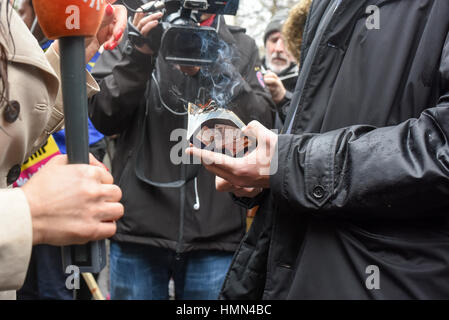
<box><xmin>263</xmin><ymin>9</ymin><xmax>290</xmax><ymax>45</ymax></box>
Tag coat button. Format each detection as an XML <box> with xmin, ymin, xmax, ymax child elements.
<box><xmin>312</xmin><ymin>186</ymin><xmax>325</xmax><ymax>199</ymax></box>
<box><xmin>7</xmin><ymin>164</ymin><xmax>21</xmax><ymax>185</ymax></box>
<box><xmin>3</xmin><ymin>100</ymin><xmax>20</xmax><ymax>123</ymax></box>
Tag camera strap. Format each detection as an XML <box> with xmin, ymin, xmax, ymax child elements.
<box><xmin>134</xmin><ymin>78</ymin><xmax>200</xmax><ymax>189</ymax></box>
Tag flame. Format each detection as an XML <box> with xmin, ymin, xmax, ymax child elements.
<box><xmin>197</xmin><ymin>99</ymin><xmax>213</xmax><ymax>110</ymax></box>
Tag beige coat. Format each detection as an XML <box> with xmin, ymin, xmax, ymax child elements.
<box><xmin>0</xmin><ymin>1</ymin><xmax>98</xmax><ymax>299</ymax></box>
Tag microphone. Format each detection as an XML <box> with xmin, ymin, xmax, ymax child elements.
<box><xmin>32</xmin><ymin>0</ymin><xmax>108</xmax><ymax>274</ymax></box>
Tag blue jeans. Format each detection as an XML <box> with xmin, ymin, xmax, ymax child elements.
<box><xmin>17</xmin><ymin>245</ymin><xmax>73</xmax><ymax>300</ymax></box>
<box><xmin>110</xmin><ymin>241</ymin><xmax>234</xmax><ymax>300</ymax></box>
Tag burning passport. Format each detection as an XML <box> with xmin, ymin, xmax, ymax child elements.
<box><xmin>187</xmin><ymin>101</ymin><xmax>254</xmax><ymax>157</ymax></box>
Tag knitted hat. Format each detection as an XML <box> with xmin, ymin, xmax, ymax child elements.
<box><xmin>263</xmin><ymin>9</ymin><xmax>290</xmax><ymax>45</ymax></box>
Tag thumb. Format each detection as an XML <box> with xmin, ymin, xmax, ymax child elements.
<box><xmin>242</xmin><ymin>120</ymin><xmax>266</xmax><ymax>139</ymax></box>
<box><xmin>46</xmin><ymin>154</ymin><xmax>69</xmax><ymax>166</ymax></box>
<box><xmin>47</xmin><ymin>154</ymin><xmax>108</xmax><ymax>171</ymax></box>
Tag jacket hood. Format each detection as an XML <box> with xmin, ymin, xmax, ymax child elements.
<box><xmin>282</xmin><ymin>0</ymin><xmax>313</xmax><ymax>63</ymax></box>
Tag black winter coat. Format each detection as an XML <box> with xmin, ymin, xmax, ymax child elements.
<box><xmin>221</xmin><ymin>0</ymin><xmax>449</xmax><ymax>299</ymax></box>
<box><xmin>89</xmin><ymin>17</ymin><xmax>274</xmax><ymax>253</ymax></box>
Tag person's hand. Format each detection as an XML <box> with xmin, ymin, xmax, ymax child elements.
<box><xmin>132</xmin><ymin>10</ymin><xmax>164</xmax><ymax>55</ymax></box>
<box><xmin>216</xmin><ymin>176</ymin><xmax>263</xmax><ymax>198</ymax></box>
<box><xmin>264</xmin><ymin>71</ymin><xmax>287</xmax><ymax>104</ymax></box>
<box><xmin>51</xmin><ymin>1</ymin><xmax>127</xmax><ymax>62</ymax></box>
<box><xmin>186</xmin><ymin>121</ymin><xmax>278</xmax><ymax>190</ymax></box>
<box><xmin>21</xmin><ymin>154</ymin><xmax>124</xmax><ymax>246</ymax></box>
<box><xmin>52</xmin><ymin>0</ymin><xmax>127</xmax><ymax>63</ymax></box>
<box><xmin>86</xmin><ymin>1</ymin><xmax>128</xmax><ymax>58</ymax></box>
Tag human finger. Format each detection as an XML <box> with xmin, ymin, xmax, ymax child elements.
<box><xmin>241</xmin><ymin>120</ymin><xmax>268</xmax><ymax>139</ymax></box>
<box><xmin>216</xmin><ymin>176</ymin><xmax>238</xmax><ymax>192</ymax></box>
<box><xmin>263</xmin><ymin>72</ymin><xmax>278</xmax><ymax>80</ymax></box>
<box><xmin>97</xmin><ymin>202</ymin><xmax>124</xmax><ymax>222</ymax></box>
<box><xmin>46</xmin><ymin>154</ymin><xmax>69</xmax><ymax>166</ymax></box>
<box><xmin>265</xmin><ymin>70</ymin><xmax>279</xmax><ymax>77</ymax></box>
<box><xmin>263</xmin><ymin>77</ymin><xmax>277</xmax><ymax>85</ymax></box>
<box><xmin>140</xmin><ymin>20</ymin><xmax>159</xmax><ymax>37</ymax></box>
<box><xmin>83</xmin><ymin>165</ymin><xmax>114</xmax><ymax>185</ymax></box>
<box><xmin>93</xmin><ymin>221</ymin><xmax>118</xmax><ymax>240</ymax></box>
<box><xmin>101</xmin><ymin>5</ymin><xmax>127</xmax><ymax>49</ymax></box>
<box><xmin>216</xmin><ymin>176</ymin><xmax>262</xmax><ymax>197</ymax></box>
<box><xmin>89</xmin><ymin>154</ymin><xmax>106</xmax><ymax>169</ymax></box>
<box><xmin>100</xmin><ymin>3</ymin><xmax>115</xmax><ymax>29</ymax></box>
<box><xmin>186</xmin><ymin>147</ymin><xmax>242</xmax><ymax>184</ymax></box>
<box><xmin>233</xmin><ymin>187</ymin><xmax>263</xmax><ymax>198</ymax></box>
<box><xmin>133</xmin><ymin>11</ymin><xmax>145</xmax><ymax>26</ymax></box>
<box><xmin>111</xmin><ymin>5</ymin><xmax>127</xmax><ymax>42</ymax></box>
<box><xmin>98</xmin><ymin>184</ymin><xmax>122</xmax><ymax>203</ymax></box>
<box><xmin>98</xmin><ymin>168</ymin><xmax>114</xmax><ymax>185</ymax></box>
<box><xmin>186</xmin><ymin>147</ymin><xmax>238</xmax><ymax>172</ymax></box>
<box><xmin>137</xmin><ymin>12</ymin><xmax>163</xmax><ymax>34</ymax></box>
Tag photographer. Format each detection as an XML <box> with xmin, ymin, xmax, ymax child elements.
<box><xmin>89</xmin><ymin>1</ymin><xmax>274</xmax><ymax>299</ymax></box>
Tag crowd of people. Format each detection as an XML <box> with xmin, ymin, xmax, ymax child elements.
<box><xmin>1</xmin><ymin>0</ymin><xmax>449</xmax><ymax>301</ymax></box>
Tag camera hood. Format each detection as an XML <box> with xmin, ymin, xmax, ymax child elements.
<box><xmin>160</xmin><ymin>25</ymin><xmax>220</xmax><ymax>66</ymax></box>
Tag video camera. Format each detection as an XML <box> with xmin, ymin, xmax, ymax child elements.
<box><xmin>124</xmin><ymin>0</ymin><xmax>240</xmax><ymax>66</ymax></box>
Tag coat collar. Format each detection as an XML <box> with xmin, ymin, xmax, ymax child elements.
<box><xmin>0</xmin><ymin>0</ymin><xmax>59</xmax><ymax>84</ymax></box>
<box><xmin>216</xmin><ymin>15</ymin><xmax>237</xmax><ymax>46</ymax></box>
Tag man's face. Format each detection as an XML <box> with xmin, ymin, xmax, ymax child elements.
<box><xmin>265</xmin><ymin>31</ymin><xmax>295</xmax><ymax>74</ymax></box>
<box><xmin>16</xmin><ymin>0</ymin><xmax>45</xmax><ymax>41</ymax></box>
<box><xmin>17</xmin><ymin>0</ymin><xmax>34</xmax><ymax>29</ymax></box>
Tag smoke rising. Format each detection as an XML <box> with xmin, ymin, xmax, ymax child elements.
<box><xmin>199</xmin><ymin>36</ymin><xmax>242</xmax><ymax>109</ymax></box>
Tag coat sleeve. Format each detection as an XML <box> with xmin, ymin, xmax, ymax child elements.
<box><xmin>0</xmin><ymin>189</ymin><xmax>32</xmax><ymax>291</ymax></box>
<box><xmin>88</xmin><ymin>39</ymin><xmax>154</xmax><ymax>136</ymax></box>
<box><xmin>31</xmin><ymin>44</ymin><xmax>100</xmax><ymax>153</ymax></box>
<box><xmin>270</xmin><ymin>33</ymin><xmax>449</xmax><ymax>220</ymax></box>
